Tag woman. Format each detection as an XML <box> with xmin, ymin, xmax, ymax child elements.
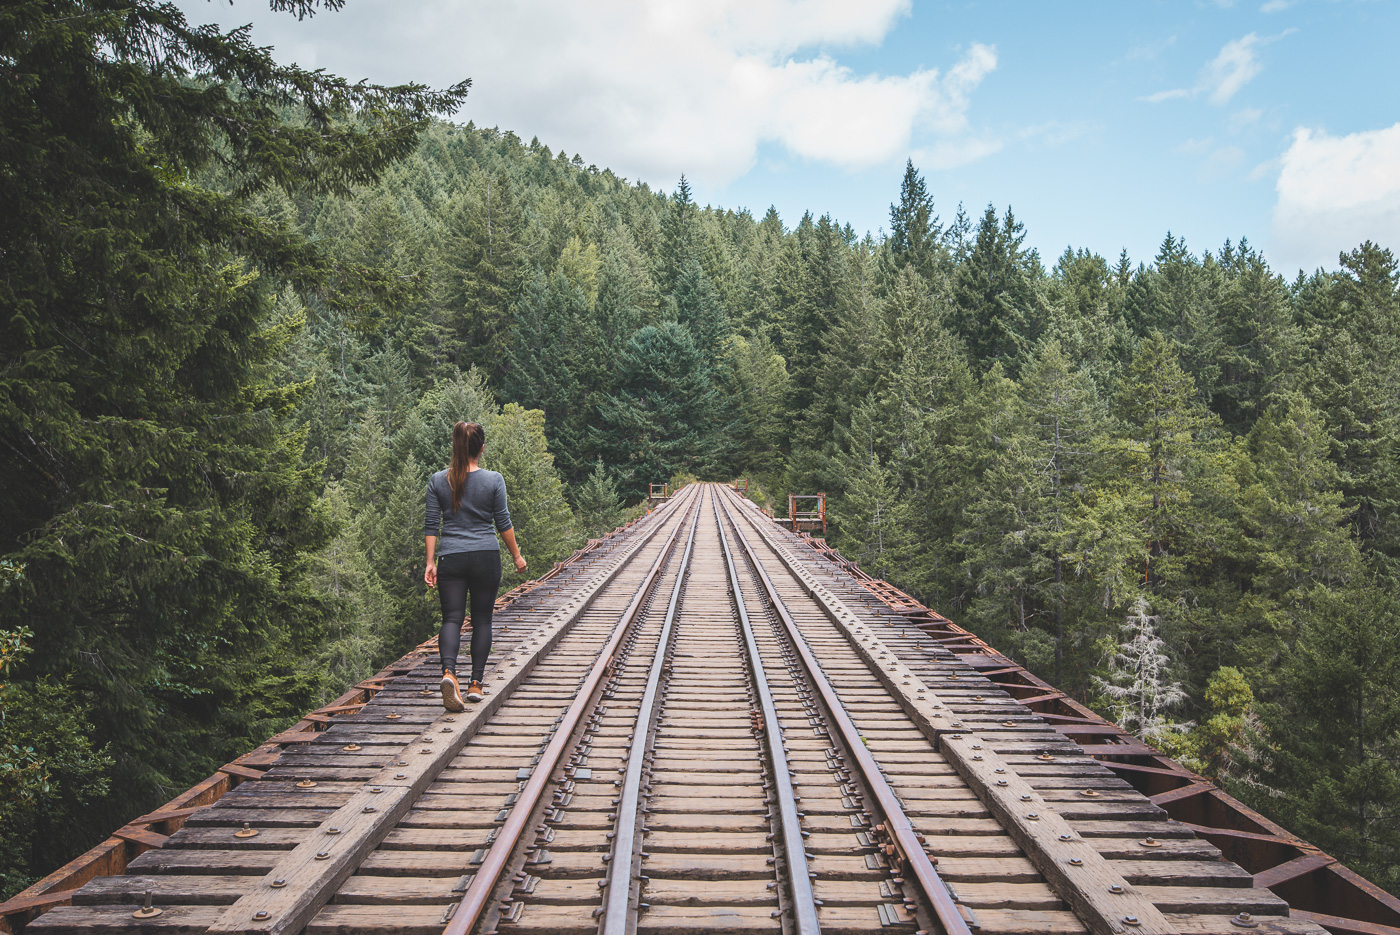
<box><xmin>424</xmin><ymin>421</ymin><xmax>527</xmax><ymax>711</ymax></box>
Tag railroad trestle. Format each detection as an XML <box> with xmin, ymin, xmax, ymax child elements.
<box><xmin>4</xmin><ymin>484</ymin><xmax>1394</xmax><ymax>935</ymax></box>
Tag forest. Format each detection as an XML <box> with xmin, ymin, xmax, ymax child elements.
<box><xmin>2</xmin><ymin>0</ymin><xmax>1398</xmax><ymax>902</ymax></box>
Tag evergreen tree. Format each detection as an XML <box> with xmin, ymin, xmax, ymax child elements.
<box><xmin>0</xmin><ymin>0</ymin><xmax>466</xmax><ymax>880</ymax></box>
<box><xmin>597</xmin><ymin>323</ymin><xmax>723</xmax><ymax>494</ymax></box>
<box><xmin>439</xmin><ymin>170</ymin><xmax>526</xmax><ymax>373</ymax></box>
<box><xmin>574</xmin><ymin>459</ymin><xmax>625</xmax><ymax>538</ymax></box>
<box><xmin>1093</xmin><ymin>599</ymin><xmax>1192</xmax><ymax>746</ymax></box>
<box><xmin>1245</xmin><ymin>581</ymin><xmax>1400</xmax><ymax>891</ymax></box>
<box><xmin>658</xmin><ymin>175</ymin><xmax>698</xmax><ymax>295</ymax></box>
<box><xmin>502</xmin><ymin>271</ymin><xmax>593</xmax><ymax>478</ymax></box>
<box><xmin>951</xmin><ymin>205</ymin><xmax>1040</xmax><ymax>371</ymax></box>
<box><xmin>669</xmin><ymin>258</ymin><xmax>730</xmax><ymax>362</ymax></box>
<box><xmin>883</xmin><ymin>159</ymin><xmax>941</xmax><ymax>285</ymax></box>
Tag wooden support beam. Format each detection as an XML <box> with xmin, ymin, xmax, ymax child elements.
<box><xmin>111</xmin><ymin>827</ymin><xmax>167</xmax><ymax>849</ymax></box>
<box><xmin>1150</xmin><ymin>783</ymin><xmax>1216</xmax><ymax>806</ymax></box>
<box><xmin>1289</xmin><ymin>910</ymin><xmax>1400</xmax><ymax>935</ymax></box>
<box><xmin>219</xmin><ymin>764</ymin><xmax>265</xmax><ymax>781</ymax></box>
<box><xmin>1254</xmin><ymin>855</ymin><xmax>1336</xmax><ymax>890</ymax></box>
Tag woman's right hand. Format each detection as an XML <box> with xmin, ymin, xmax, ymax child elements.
<box><xmin>424</xmin><ymin>562</ymin><xmax>437</xmax><ymax>589</ymax></box>
<box><xmin>513</xmin><ymin>554</ymin><xmax>527</xmax><ymax>574</ymax></box>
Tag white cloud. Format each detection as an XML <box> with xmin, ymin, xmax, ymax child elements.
<box><xmin>1142</xmin><ymin>31</ymin><xmax>1291</xmax><ymax>106</ymax></box>
<box><xmin>1141</xmin><ymin>88</ymin><xmax>1190</xmax><ymax>103</ymax></box>
<box><xmin>1260</xmin><ymin>0</ymin><xmax>1295</xmax><ymax>12</ymax></box>
<box><xmin>1202</xmin><ymin>33</ymin><xmax>1264</xmax><ymax>104</ymax></box>
<box><xmin>1271</xmin><ymin>124</ymin><xmax>1400</xmax><ymax>270</ymax></box>
<box><xmin>176</xmin><ymin>0</ymin><xmax>999</xmax><ymax>188</ymax></box>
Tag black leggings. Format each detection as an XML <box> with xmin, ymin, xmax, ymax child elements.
<box><xmin>436</xmin><ymin>549</ymin><xmax>501</xmax><ymax>682</ymax></box>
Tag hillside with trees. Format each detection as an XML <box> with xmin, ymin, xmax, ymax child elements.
<box><xmin>2</xmin><ymin>0</ymin><xmax>1397</xmax><ymax>900</ymax></box>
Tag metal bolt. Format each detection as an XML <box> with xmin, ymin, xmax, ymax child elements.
<box><xmin>326</xmin><ymin>826</ymin><xmax>341</xmax><ymax>835</ymax></box>
<box><xmin>316</xmin><ymin>850</ymin><xmax>330</xmax><ymax>859</ymax></box>
<box><xmin>131</xmin><ymin>889</ymin><xmax>162</xmax><ymax>919</ymax></box>
<box><xmin>271</xmin><ymin>879</ymin><xmax>286</xmax><ymax>888</ymax></box>
<box><xmin>1068</xmin><ymin>857</ymin><xmax>1083</xmax><ymax>866</ymax></box>
<box><xmin>254</xmin><ymin>911</ymin><xmax>271</xmax><ymax>921</ymax></box>
<box><xmin>1123</xmin><ymin>916</ymin><xmax>1141</xmax><ymax>927</ymax></box>
<box><xmin>1109</xmin><ymin>884</ymin><xmax>1125</xmax><ymax>894</ymax></box>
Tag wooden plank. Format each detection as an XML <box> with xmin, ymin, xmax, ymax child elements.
<box><xmin>28</xmin><ymin>905</ymin><xmax>225</xmax><ymax>932</ymax></box>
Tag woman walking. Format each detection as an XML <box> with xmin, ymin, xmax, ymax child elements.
<box><xmin>424</xmin><ymin>421</ymin><xmax>527</xmax><ymax>711</ymax></box>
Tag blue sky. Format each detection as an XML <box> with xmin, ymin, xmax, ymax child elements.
<box><xmin>178</xmin><ymin>0</ymin><xmax>1400</xmax><ymax>274</ymax></box>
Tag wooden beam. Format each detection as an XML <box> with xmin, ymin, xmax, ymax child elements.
<box><xmin>1289</xmin><ymin>909</ymin><xmax>1400</xmax><ymax>935</ymax></box>
<box><xmin>1254</xmin><ymin>855</ymin><xmax>1336</xmax><ymax>890</ymax></box>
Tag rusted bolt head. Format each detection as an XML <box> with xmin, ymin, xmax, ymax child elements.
<box><xmin>253</xmin><ymin>911</ymin><xmax>271</xmax><ymax>922</ymax></box>
<box><xmin>1109</xmin><ymin>884</ymin><xmax>1125</xmax><ymax>894</ymax></box>
<box><xmin>1123</xmin><ymin>916</ymin><xmax>1141</xmax><ymax>927</ymax></box>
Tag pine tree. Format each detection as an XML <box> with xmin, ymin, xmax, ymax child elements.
<box><xmin>1093</xmin><ymin>599</ymin><xmax>1192</xmax><ymax>745</ymax></box>
<box><xmin>951</xmin><ymin>205</ymin><xmax>1040</xmax><ymax>372</ymax></box>
<box><xmin>488</xmin><ymin>404</ymin><xmax>577</xmax><ymax>588</ymax></box>
<box><xmin>1018</xmin><ymin>340</ymin><xmax>1107</xmax><ymax>683</ymax></box>
<box><xmin>573</xmin><ymin>459</ymin><xmax>625</xmax><ymax>538</ymax></box>
<box><xmin>1245</xmin><ymin>582</ymin><xmax>1400</xmax><ymax>892</ymax></box>
<box><xmin>658</xmin><ymin>175</ymin><xmax>698</xmax><ymax>295</ymax></box>
<box><xmin>596</xmin><ymin>323</ymin><xmax>722</xmax><ymax>494</ymax></box>
<box><xmin>669</xmin><ymin>258</ymin><xmax>730</xmax><ymax>362</ymax></box>
<box><xmin>439</xmin><ymin>170</ymin><xmax>526</xmax><ymax>372</ymax></box>
<box><xmin>883</xmin><ymin>159</ymin><xmax>941</xmax><ymax>285</ymax></box>
<box><xmin>502</xmin><ymin>271</ymin><xmax>593</xmax><ymax>478</ymax></box>
<box><xmin>833</xmin><ymin>443</ymin><xmax>912</xmax><ymax>582</ymax></box>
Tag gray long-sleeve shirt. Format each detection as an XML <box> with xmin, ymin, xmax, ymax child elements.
<box><xmin>424</xmin><ymin>468</ymin><xmax>513</xmax><ymax>555</ymax></box>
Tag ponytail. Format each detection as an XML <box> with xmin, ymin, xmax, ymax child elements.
<box><xmin>447</xmin><ymin>421</ymin><xmax>485</xmax><ymax>511</ymax></box>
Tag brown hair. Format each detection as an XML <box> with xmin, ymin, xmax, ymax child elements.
<box><xmin>447</xmin><ymin>421</ymin><xmax>485</xmax><ymax>511</ymax></box>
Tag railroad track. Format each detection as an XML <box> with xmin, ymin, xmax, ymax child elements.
<box><xmin>27</xmin><ymin>484</ymin><xmax>1328</xmax><ymax>935</ymax></box>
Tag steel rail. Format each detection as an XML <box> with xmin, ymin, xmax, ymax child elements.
<box><xmin>715</xmin><ymin>488</ymin><xmax>973</xmax><ymax>935</ymax></box>
<box><xmin>713</xmin><ymin>490</ymin><xmax>822</xmax><ymax>935</ymax></box>
<box><xmin>443</xmin><ymin>485</ymin><xmax>701</xmax><ymax>935</ymax></box>
<box><xmin>599</xmin><ymin>489</ymin><xmax>703</xmax><ymax>932</ymax></box>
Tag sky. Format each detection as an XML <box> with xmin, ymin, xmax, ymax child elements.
<box><xmin>176</xmin><ymin>0</ymin><xmax>1400</xmax><ymax>275</ymax></box>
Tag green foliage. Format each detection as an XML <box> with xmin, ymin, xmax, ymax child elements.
<box><xmin>1241</xmin><ymin>583</ymin><xmax>1400</xmax><ymax>891</ymax></box>
<box><xmin>574</xmin><ymin>460</ymin><xmax>625</xmax><ymax>539</ymax></box>
<box><xmin>1</xmin><ymin>625</ymin><xmax>113</xmax><ymax>899</ymax></box>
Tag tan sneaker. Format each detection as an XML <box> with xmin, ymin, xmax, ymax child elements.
<box><xmin>440</xmin><ymin>670</ymin><xmax>465</xmax><ymax>712</ymax></box>
<box><xmin>465</xmin><ymin>680</ymin><xmax>484</xmax><ymax>703</ymax></box>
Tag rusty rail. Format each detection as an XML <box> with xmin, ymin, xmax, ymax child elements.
<box><xmin>443</xmin><ymin>486</ymin><xmax>700</xmax><ymax>935</ymax></box>
<box><xmin>717</xmin><ymin>492</ymin><xmax>973</xmax><ymax>935</ymax></box>
<box><xmin>713</xmin><ymin>492</ymin><xmax>820</xmax><ymax>935</ymax></box>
